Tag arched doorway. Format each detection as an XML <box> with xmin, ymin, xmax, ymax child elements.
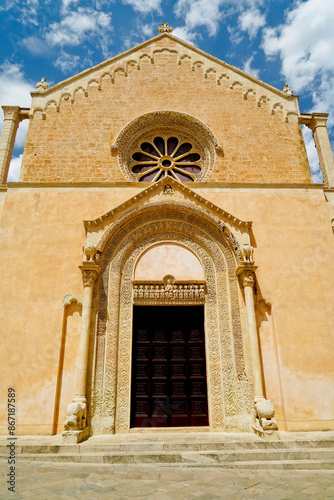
<box><xmin>89</xmin><ymin>183</ymin><xmax>254</xmax><ymax>436</ymax></box>
<box><xmin>131</xmin><ymin>243</ymin><xmax>208</xmax><ymax>428</ymax></box>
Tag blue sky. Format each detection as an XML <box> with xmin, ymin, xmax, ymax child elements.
<box><xmin>1</xmin><ymin>0</ymin><xmax>333</xmax><ymax>182</ymax></box>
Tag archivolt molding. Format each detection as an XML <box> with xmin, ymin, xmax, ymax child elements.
<box><xmin>94</xmin><ymin>201</ymin><xmax>244</xmax><ymax>263</ymax></box>
<box><xmin>89</xmin><ymin>200</ymin><xmax>254</xmax><ymax>435</ymax></box>
<box><xmin>111</xmin><ymin>111</ymin><xmax>220</xmax><ymax>182</ymax></box>
<box><xmin>30</xmin><ymin>38</ymin><xmax>299</xmax><ymax>123</ymax></box>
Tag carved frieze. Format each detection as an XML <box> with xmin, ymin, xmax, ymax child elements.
<box><xmin>133</xmin><ymin>276</ymin><xmax>205</xmax><ymax>305</ymax></box>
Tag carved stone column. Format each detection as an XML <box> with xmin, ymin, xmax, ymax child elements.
<box><xmin>302</xmin><ymin>112</ymin><xmax>334</xmax><ymax>187</ymax></box>
<box><xmin>237</xmin><ymin>263</ymin><xmax>264</xmax><ymax>399</ymax></box>
<box><xmin>0</xmin><ymin>106</ymin><xmax>29</xmax><ymax>185</ymax></box>
<box><xmin>62</xmin><ymin>261</ymin><xmax>100</xmax><ymax>443</ymax></box>
<box><xmin>237</xmin><ymin>256</ymin><xmax>278</xmax><ymax>434</ymax></box>
<box><xmin>74</xmin><ymin>262</ymin><xmax>100</xmax><ymax>402</ymax></box>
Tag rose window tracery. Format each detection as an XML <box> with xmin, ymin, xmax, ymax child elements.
<box><xmin>130</xmin><ymin>136</ymin><xmax>202</xmax><ymax>182</ymax></box>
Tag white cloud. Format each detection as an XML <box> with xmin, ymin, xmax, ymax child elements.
<box><xmin>0</xmin><ymin>64</ymin><xmax>31</xmax><ymax>182</ymax></box>
<box><xmin>121</xmin><ymin>0</ymin><xmax>161</xmax><ymax>15</ymax></box>
<box><xmin>0</xmin><ymin>62</ymin><xmax>32</xmax><ymax>110</ymax></box>
<box><xmin>22</xmin><ymin>35</ymin><xmax>51</xmax><ymax>56</ymax></box>
<box><xmin>53</xmin><ymin>51</ymin><xmax>81</xmax><ymax>73</ymax></box>
<box><xmin>174</xmin><ymin>0</ymin><xmax>224</xmax><ymax>37</ymax></box>
<box><xmin>261</xmin><ymin>0</ymin><xmax>334</xmax><ymax>167</ymax></box>
<box><xmin>262</xmin><ymin>0</ymin><xmax>334</xmax><ymax>91</ymax></box>
<box><xmin>172</xmin><ymin>26</ymin><xmax>198</xmax><ymax>45</ymax></box>
<box><xmin>7</xmin><ymin>154</ymin><xmax>23</xmax><ymax>182</ymax></box>
<box><xmin>243</xmin><ymin>54</ymin><xmax>260</xmax><ymax>78</ymax></box>
<box><xmin>238</xmin><ymin>8</ymin><xmax>265</xmax><ymax>39</ymax></box>
<box><xmin>45</xmin><ymin>8</ymin><xmax>112</xmax><ymax>48</ymax></box>
<box><xmin>174</xmin><ymin>0</ymin><xmax>265</xmax><ymax>39</ymax></box>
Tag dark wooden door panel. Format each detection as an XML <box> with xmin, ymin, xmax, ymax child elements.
<box><xmin>131</xmin><ymin>305</ymin><xmax>208</xmax><ymax>428</ymax></box>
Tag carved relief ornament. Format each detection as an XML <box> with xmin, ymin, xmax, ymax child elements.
<box><xmin>133</xmin><ymin>276</ymin><xmax>205</xmax><ymax>305</ymax></box>
<box><xmin>79</xmin><ymin>262</ymin><xmax>100</xmax><ymax>287</ymax></box>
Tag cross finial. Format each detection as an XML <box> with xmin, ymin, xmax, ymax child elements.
<box><xmin>158</xmin><ymin>22</ymin><xmax>173</xmax><ymax>33</ymax></box>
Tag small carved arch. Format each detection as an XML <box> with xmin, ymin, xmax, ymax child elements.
<box><xmin>177</xmin><ymin>54</ymin><xmax>191</xmax><ymax>65</ymax></box>
<box><xmin>230</xmin><ymin>81</ymin><xmax>243</xmax><ymax>89</ymax></box>
<box><xmin>192</xmin><ymin>61</ymin><xmax>204</xmax><ymax>71</ymax></box>
<box><xmin>217</xmin><ymin>73</ymin><xmax>230</xmax><ymax>85</ymax></box>
<box><xmin>243</xmin><ymin>89</ymin><xmax>256</xmax><ymax>100</ymax></box>
<box><xmin>204</xmin><ymin>68</ymin><xmax>216</xmax><ymax>78</ymax></box>
<box><xmin>271</xmin><ymin>102</ymin><xmax>283</xmax><ymax>115</ymax></box>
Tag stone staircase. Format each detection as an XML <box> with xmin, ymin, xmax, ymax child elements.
<box><xmin>2</xmin><ymin>431</ymin><xmax>334</xmax><ymax>470</ymax></box>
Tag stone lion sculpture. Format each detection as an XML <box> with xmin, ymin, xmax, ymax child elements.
<box><xmin>242</xmin><ymin>243</ymin><xmax>254</xmax><ymax>263</ymax></box>
<box><xmin>83</xmin><ymin>241</ymin><xmax>97</xmax><ymax>262</ymax></box>
<box><xmin>64</xmin><ymin>402</ymin><xmax>86</xmax><ymax>431</ymax></box>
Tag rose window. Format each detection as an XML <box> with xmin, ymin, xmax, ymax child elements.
<box><xmin>130</xmin><ymin>136</ymin><xmax>202</xmax><ymax>182</ymax></box>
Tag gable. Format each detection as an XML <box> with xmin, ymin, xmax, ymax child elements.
<box><xmin>20</xmin><ymin>33</ymin><xmax>311</xmax><ymax>185</ymax></box>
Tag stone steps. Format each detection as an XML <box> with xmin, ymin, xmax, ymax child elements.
<box><xmin>2</xmin><ymin>432</ymin><xmax>334</xmax><ymax>469</ymax></box>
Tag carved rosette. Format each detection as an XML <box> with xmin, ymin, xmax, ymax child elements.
<box><xmin>79</xmin><ymin>262</ymin><xmax>101</xmax><ymax>287</ymax></box>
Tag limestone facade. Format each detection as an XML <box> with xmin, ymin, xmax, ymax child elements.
<box><xmin>0</xmin><ymin>30</ymin><xmax>334</xmax><ymax>439</ymax></box>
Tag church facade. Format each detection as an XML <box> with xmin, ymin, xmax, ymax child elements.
<box><xmin>1</xmin><ymin>25</ymin><xmax>334</xmax><ymax>442</ymax></box>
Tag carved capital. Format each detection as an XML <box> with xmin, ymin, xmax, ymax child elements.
<box><xmin>2</xmin><ymin>105</ymin><xmax>20</xmax><ymax>122</ymax></box>
<box><xmin>237</xmin><ymin>263</ymin><xmax>258</xmax><ymax>288</ymax></box>
<box><xmin>79</xmin><ymin>262</ymin><xmax>100</xmax><ymax>287</ymax></box>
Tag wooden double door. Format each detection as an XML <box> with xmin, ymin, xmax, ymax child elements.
<box><xmin>131</xmin><ymin>305</ymin><xmax>208</xmax><ymax>428</ymax></box>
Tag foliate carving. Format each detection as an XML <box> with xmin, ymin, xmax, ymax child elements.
<box><xmin>2</xmin><ymin>106</ymin><xmax>20</xmax><ymax>121</ymax></box>
<box><xmin>79</xmin><ymin>262</ymin><xmax>100</xmax><ymax>287</ymax></box>
<box><xmin>237</xmin><ymin>262</ymin><xmax>257</xmax><ymax>288</ymax></box>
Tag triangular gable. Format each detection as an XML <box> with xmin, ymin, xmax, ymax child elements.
<box><xmin>30</xmin><ymin>33</ymin><xmax>298</xmax><ymax>122</ymax></box>
<box><xmin>84</xmin><ymin>177</ymin><xmax>252</xmax><ymax>253</ymax></box>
